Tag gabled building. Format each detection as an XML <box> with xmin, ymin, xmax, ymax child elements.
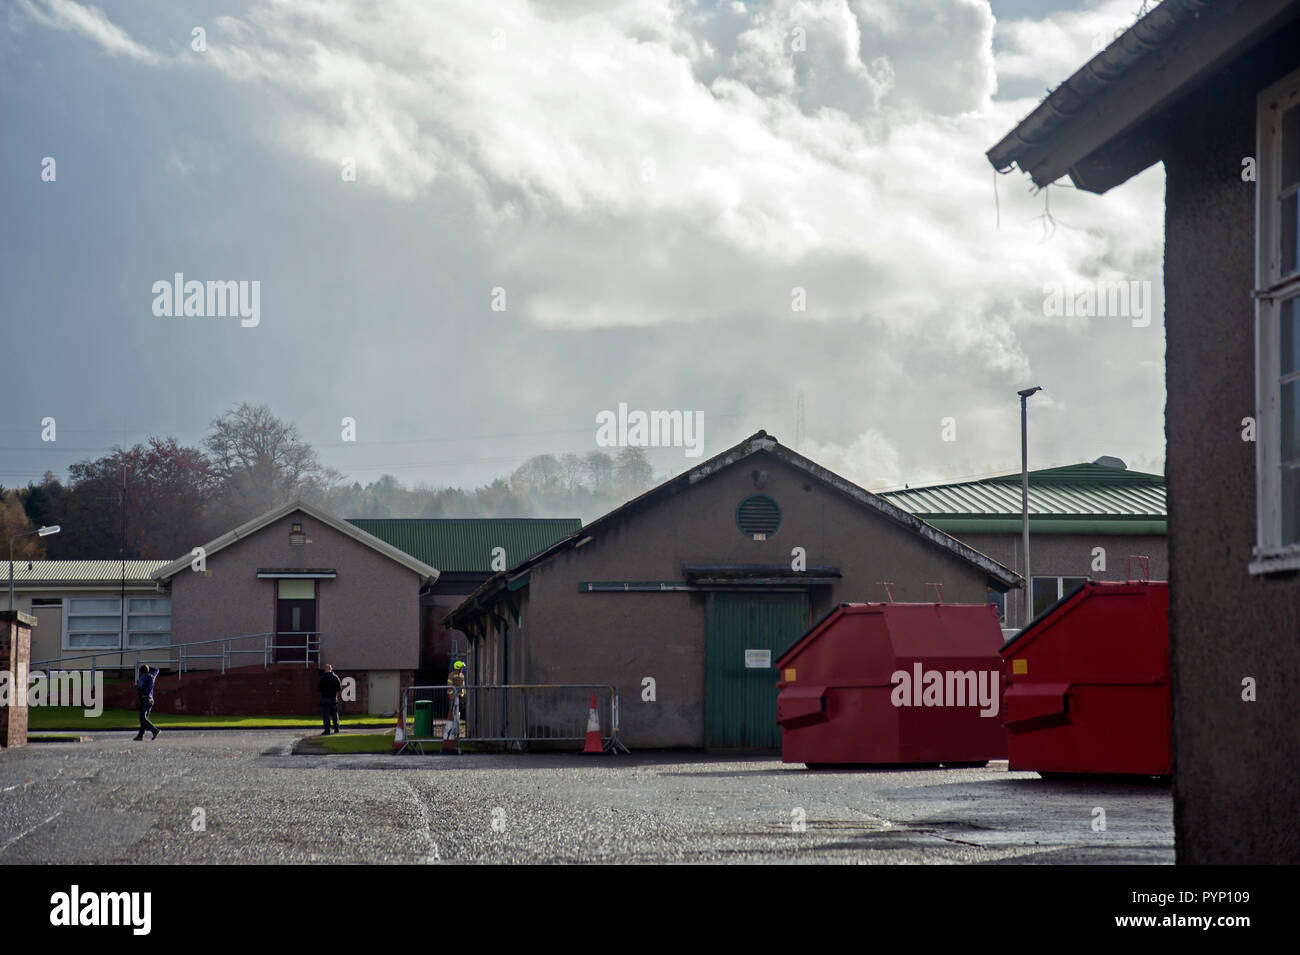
<box><xmin>989</xmin><ymin>0</ymin><xmax>1300</xmax><ymax>861</ymax></box>
<box><xmin>347</xmin><ymin>517</ymin><xmax>582</xmax><ymax>681</ymax></box>
<box><xmin>882</xmin><ymin>458</ymin><xmax>1167</xmax><ymax>627</ymax></box>
<box><xmin>6</xmin><ymin>504</ymin><xmax>582</xmax><ymax>715</ymax></box>
<box><xmin>447</xmin><ymin>431</ymin><xmax>1020</xmax><ymax>748</ymax></box>
<box><xmin>151</xmin><ymin>499</ymin><xmax>439</xmax><ymax>712</ymax></box>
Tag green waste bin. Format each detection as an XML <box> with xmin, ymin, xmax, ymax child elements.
<box><xmin>413</xmin><ymin>700</ymin><xmax>433</xmax><ymax>738</ymax></box>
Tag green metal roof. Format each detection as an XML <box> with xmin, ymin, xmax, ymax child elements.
<box><xmin>346</xmin><ymin>518</ymin><xmax>581</xmax><ymax>573</ymax></box>
<box><xmin>880</xmin><ymin>463</ymin><xmax>1166</xmax><ymax>535</ymax></box>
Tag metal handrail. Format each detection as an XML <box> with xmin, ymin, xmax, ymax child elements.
<box><xmin>32</xmin><ymin>631</ymin><xmax>322</xmax><ymax>682</ymax></box>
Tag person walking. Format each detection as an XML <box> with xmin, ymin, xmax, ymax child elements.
<box><xmin>317</xmin><ymin>663</ymin><xmax>342</xmax><ymax>735</ymax></box>
<box><xmin>134</xmin><ymin>663</ymin><xmax>161</xmax><ymax>741</ymax></box>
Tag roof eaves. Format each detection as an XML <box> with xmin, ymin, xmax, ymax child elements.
<box><xmin>988</xmin><ymin>0</ymin><xmax>1300</xmax><ymax>191</ymax></box>
<box><xmin>153</xmin><ymin>500</ymin><xmax>440</xmax><ymax>584</ymax></box>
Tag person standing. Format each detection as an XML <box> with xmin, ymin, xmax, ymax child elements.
<box><xmin>134</xmin><ymin>664</ymin><xmax>161</xmax><ymax>741</ymax></box>
<box><xmin>443</xmin><ymin>660</ymin><xmax>467</xmax><ymax>752</ymax></box>
<box><xmin>317</xmin><ymin>663</ymin><xmax>342</xmax><ymax>735</ymax></box>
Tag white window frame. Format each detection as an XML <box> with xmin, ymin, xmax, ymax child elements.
<box><xmin>60</xmin><ymin>594</ymin><xmax>173</xmax><ymax>650</ymax></box>
<box><xmin>1251</xmin><ymin>66</ymin><xmax>1300</xmax><ymax>574</ymax></box>
<box><xmin>126</xmin><ymin>596</ymin><xmax>172</xmax><ymax>649</ymax></box>
<box><xmin>62</xmin><ymin>596</ymin><xmax>123</xmax><ymax>651</ymax></box>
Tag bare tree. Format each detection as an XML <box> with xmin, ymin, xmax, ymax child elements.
<box><xmin>614</xmin><ymin>446</ymin><xmax>653</xmax><ymax>498</ymax></box>
<box><xmin>204</xmin><ymin>403</ymin><xmax>326</xmax><ymax>517</ymax></box>
<box><xmin>558</xmin><ymin>452</ymin><xmax>586</xmax><ymax>491</ymax></box>
<box><xmin>584</xmin><ymin>450</ymin><xmax>615</xmax><ymax>494</ymax></box>
<box><xmin>513</xmin><ymin>454</ymin><xmax>562</xmax><ymax>492</ymax></box>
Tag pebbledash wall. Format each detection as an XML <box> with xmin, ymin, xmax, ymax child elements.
<box><xmin>1160</xmin><ymin>35</ymin><xmax>1300</xmax><ymax>863</ymax></box>
<box><xmin>158</xmin><ymin>505</ymin><xmax>436</xmax><ymax>713</ymax></box>
<box><xmin>988</xmin><ymin>3</ymin><xmax>1300</xmax><ymax>861</ymax></box>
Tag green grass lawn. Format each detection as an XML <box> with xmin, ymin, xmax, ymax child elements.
<box><xmin>299</xmin><ymin>732</ymin><xmax>395</xmax><ymax>754</ymax></box>
<box><xmin>27</xmin><ymin>707</ymin><xmax>398</xmax><ymax>731</ymax></box>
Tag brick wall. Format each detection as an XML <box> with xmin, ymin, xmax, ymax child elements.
<box><xmin>1</xmin><ymin>612</ymin><xmax>34</xmax><ymax>748</ymax></box>
<box><xmin>100</xmin><ymin>664</ymin><xmax>412</xmax><ymax>716</ymax></box>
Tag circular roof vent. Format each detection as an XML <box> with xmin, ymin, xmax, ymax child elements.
<box><xmin>737</xmin><ymin>495</ymin><xmax>781</xmax><ymax>539</ymax></box>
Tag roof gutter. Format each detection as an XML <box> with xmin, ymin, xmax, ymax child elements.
<box><xmin>987</xmin><ymin>0</ymin><xmax>1298</xmax><ymax>191</ymax></box>
<box><xmin>922</xmin><ymin>518</ymin><xmax>1167</xmax><ymax>535</ymax></box>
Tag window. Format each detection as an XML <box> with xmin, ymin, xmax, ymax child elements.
<box><xmin>64</xmin><ymin>598</ymin><xmax>123</xmax><ymax>649</ymax></box>
<box><xmin>63</xmin><ymin>596</ymin><xmax>171</xmax><ymax>650</ymax></box>
<box><xmin>127</xmin><ymin>597</ymin><xmax>171</xmax><ymax>648</ymax></box>
<box><xmin>1031</xmin><ymin>576</ymin><xmax>1087</xmax><ymax>618</ymax></box>
<box><xmin>987</xmin><ymin>589</ymin><xmax>1007</xmax><ymax>626</ymax></box>
<box><xmin>1253</xmin><ymin>67</ymin><xmax>1300</xmax><ymax>573</ymax></box>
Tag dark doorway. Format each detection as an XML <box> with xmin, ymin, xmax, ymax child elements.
<box><xmin>275</xmin><ymin>594</ymin><xmax>316</xmax><ymax>663</ymax></box>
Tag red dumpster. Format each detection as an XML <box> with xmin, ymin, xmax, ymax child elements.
<box><xmin>775</xmin><ymin>602</ymin><xmax>1007</xmax><ymax>766</ymax></box>
<box><xmin>999</xmin><ymin>580</ymin><xmax>1169</xmax><ymax>776</ymax></box>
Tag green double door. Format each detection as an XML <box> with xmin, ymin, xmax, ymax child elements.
<box><xmin>705</xmin><ymin>592</ymin><xmax>809</xmax><ymax>748</ymax></box>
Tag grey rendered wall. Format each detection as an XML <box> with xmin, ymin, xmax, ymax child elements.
<box><xmin>1164</xmin><ymin>29</ymin><xmax>1300</xmax><ymax>863</ymax></box>
<box><xmin>168</xmin><ymin>511</ymin><xmax>421</xmax><ymax>671</ymax></box>
<box><xmin>518</xmin><ymin>451</ymin><xmax>996</xmax><ymax>747</ymax></box>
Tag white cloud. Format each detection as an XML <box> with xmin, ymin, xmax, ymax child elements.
<box><xmin>805</xmin><ymin>428</ymin><xmax>903</xmax><ymax>488</ymax></box>
<box><xmin>21</xmin><ymin>1</ymin><xmax>1158</xmax><ymax>334</ymax></box>
<box><xmin>18</xmin><ymin>0</ymin><xmax>159</xmax><ymax>63</ymax></box>
<box><xmin>993</xmin><ymin>0</ymin><xmax>1146</xmax><ymax>93</ymax></box>
<box><xmin>16</xmin><ymin>0</ymin><xmax>1167</xmax><ymax>483</ymax></box>
<box><xmin>144</xmin><ymin>0</ymin><xmax>1155</xmax><ymax>354</ymax></box>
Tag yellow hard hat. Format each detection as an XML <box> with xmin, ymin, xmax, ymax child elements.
<box><xmin>453</xmin><ymin>661</ymin><xmax>465</xmax><ymax>670</ymax></box>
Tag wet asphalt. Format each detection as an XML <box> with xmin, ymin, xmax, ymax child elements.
<box><xmin>0</xmin><ymin>730</ymin><xmax>1174</xmax><ymax>864</ymax></box>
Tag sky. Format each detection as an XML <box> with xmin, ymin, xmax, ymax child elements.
<box><xmin>0</xmin><ymin>0</ymin><xmax>1167</xmax><ymax>501</ymax></box>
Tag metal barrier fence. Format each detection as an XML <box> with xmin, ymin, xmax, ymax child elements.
<box><xmin>31</xmin><ymin>631</ymin><xmax>321</xmax><ymax>681</ymax></box>
<box><xmin>398</xmin><ymin>684</ymin><xmax>628</xmax><ymax>754</ymax></box>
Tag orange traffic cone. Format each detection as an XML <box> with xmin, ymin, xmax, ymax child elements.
<box><xmin>583</xmin><ymin>694</ymin><xmax>603</xmax><ymax>753</ymax></box>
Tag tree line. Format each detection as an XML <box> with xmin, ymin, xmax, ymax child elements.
<box><xmin>1</xmin><ymin>403</ymin><xmax>657</xmax><ymax>561</ymax></box>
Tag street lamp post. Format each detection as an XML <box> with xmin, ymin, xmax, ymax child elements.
<box><xmin>8</xmin><ymin>525</ymin><xmax>61</xmax><ymax>612</ymax></box>
<box><xmin>1018</xmin><ymin>387</ymin><xmax>1042</xmax><ymax>628</ymax></box>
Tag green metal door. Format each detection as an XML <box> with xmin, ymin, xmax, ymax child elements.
<box><xmin>705</xmin><ymin>592</ymin><xmax>809</xmax><ymax>748</ymax></box>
